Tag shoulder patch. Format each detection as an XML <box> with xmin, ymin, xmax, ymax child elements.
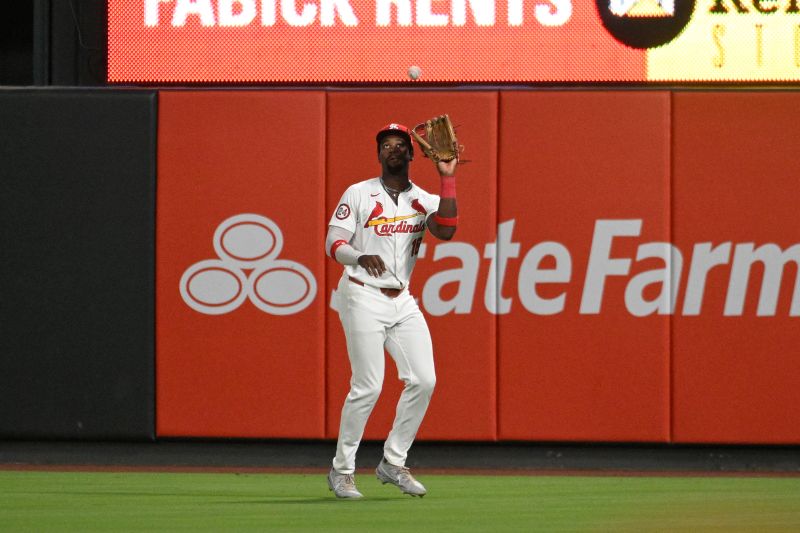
<box><xmin>335</xmin><ymin>203</ymin><xmax>351</xmax><ymax>220</ymax></box>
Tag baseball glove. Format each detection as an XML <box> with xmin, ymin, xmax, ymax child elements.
<box><xmin>410</xmin><ymin>114</ymin><xmax>462</xmax><ymax>163</ymax></box>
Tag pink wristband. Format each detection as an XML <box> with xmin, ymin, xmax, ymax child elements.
<box><xmin>440</xmin><ymin>176</ymin><xmax>456</xmax><ymax>198</ymax></box>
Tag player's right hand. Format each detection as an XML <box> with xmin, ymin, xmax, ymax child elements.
<box><xmin>358</xmin><ymin>255</ymin><xmax>387</xmax><ymax>278</ymax></box>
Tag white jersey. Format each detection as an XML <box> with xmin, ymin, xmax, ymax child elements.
<box><xmin>329</xmin><ymin>177</ymin><xmax>440</xmax><ymax>289</ymax></box>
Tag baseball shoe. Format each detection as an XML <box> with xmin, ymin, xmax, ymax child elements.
<box><xmin>375</xmin><ymin>458</ymin><xmax>427</xmax><ymax>497</ymax></box>
<box><xmin>327</xmin><ymin>468</ymin><xmax>364</xmax><ymax>499</ymax></box>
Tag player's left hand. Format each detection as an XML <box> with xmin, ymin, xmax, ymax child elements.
<box><xmin>437</xmin><ymin>159</ymin><xmax>457</xmax><ymax>177</ymax></box>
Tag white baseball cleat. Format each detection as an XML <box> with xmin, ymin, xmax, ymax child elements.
<box><xmin>375</xmin><ymin>458</ymin><xmax>427</xmax><ymax>497</ymax></box>
<box><xmin>327</xmin><ymin>468</ymin><xmax>364</xmax><ymax>499</ymax></box>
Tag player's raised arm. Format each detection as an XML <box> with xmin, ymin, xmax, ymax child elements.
<box><xmin>427</xmin><ymin>158</ymin><xmax>458</xmax><ymax>241</ymax></box>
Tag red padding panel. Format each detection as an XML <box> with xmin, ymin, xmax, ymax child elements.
<box><xmin>325</xmin><ymin>91</ymin><xmax>499</xmax><ymax>441</ymax></box>
<box><xmin>157</xmin><ymin>91</ymin><xmax>326</xmax><ymax>438</ymax></box>
<box><xmin>672</xmin><ymin>92</ymin><xmax>800</xmax><ymax>444</ymax></box>
<box><xmin>497</xmin><ymin>91</ymin><xmax>672</xmax><ymax>442</ymax></box>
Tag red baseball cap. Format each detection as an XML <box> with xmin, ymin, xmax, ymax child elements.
<box><xmin>376</xmin><ymin>123</ymin><xmax>414</xmax><ymax>157</ymax></box>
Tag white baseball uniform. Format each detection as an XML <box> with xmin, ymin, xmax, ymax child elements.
<box><xmin>328</xmin><ymin>177</ymin><xmax>440</xmax><ymax>474</ymax></box>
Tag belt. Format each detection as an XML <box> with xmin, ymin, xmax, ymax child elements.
<box><xmin>348</xmin><ymin>276</ymin><xmax>403</xmax><ymax>299</ymax></box>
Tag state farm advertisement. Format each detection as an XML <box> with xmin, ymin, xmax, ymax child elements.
<box><xmin>109</xmin><ymin>1</ymin><xmax>800</xmax><ymax>83</ymax></box>
<box><xmin>157</xmin><ymin>90</ymin><xmax>800</xmax><ymax>445</ymax></box>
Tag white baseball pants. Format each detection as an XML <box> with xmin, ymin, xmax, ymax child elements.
<box><xmin>332</xmin><ymin>275</ymin><xmax>436</xmax><ymax>474</ymax></box>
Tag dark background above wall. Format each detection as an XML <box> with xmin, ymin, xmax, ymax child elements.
<box><xmin>1</xmin><ymin>0</ymin><xmax>106</xmax><ymax>86</ymax></box>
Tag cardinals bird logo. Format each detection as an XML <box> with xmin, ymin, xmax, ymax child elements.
<box><xmin>410</xmin><ymin>198</ymin><xmax>427</xmax><ymax>216</ymax></box>
<box><xmin>364</xmin><ymin>201</ymin><xmax>384</xmax><ymax>228</ymax></box>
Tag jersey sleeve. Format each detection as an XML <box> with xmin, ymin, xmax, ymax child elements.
<box><xmin>329</xmin><ymin>186</ymin><xmax>359</xmax><ymax>233</ymax></box>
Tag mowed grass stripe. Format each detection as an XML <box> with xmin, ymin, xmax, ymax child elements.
<box><xmin>1</xmin><ymin>471</ymin><xmax>800</xmax><ymax>532</ymax></box>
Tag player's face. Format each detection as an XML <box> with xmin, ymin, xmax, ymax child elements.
<box><xmin>378</xmin><ymin>135</ymin><xmax>412</xmax><ymax>169</ymax></box>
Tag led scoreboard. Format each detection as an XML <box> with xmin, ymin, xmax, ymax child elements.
<box><xmin>108</xmin><ymin>1</ymin><xmax>800</xmax><ymax>83</ymax></box>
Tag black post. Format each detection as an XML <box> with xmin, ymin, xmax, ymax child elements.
<box><xmin>0</xmin><ymin>2</ymin><xmax>34</xmax><ymax>85</ymax></box>
<box><xmin>33</xmin><ymin>0</ymin><xmax>50</xmax><ymax>85</ymax></box>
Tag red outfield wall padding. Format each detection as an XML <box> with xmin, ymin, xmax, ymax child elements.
<box><xmin>497</xmin><ymin>91</ymin><xmax>672</xmax><ymax>442</ymax></box>
<box><xmin>156</xmin><ymin>91</ymin><xmax>327</xmax><ymax>438</ymax></box>
<box><xmin>671</xmin><ymin>92</ymin><xmax>800</xmax><ymax>444</ymax></box>
<box><xmin>153</xmin><ymin>89</ymin><xmax>800</xmax><ymax>445</ymax></box>
<box><xmin>325</xmin><ymin>91</ymin><xmax>499</xmax><ymax>441</ymax></box>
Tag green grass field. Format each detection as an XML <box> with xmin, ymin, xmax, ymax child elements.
<box><xmin>2</xmin><ymin>470</ymin><xmax>800</xmax><ymax>532</ymax></box>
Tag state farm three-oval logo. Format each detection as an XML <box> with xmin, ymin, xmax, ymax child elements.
<box><xmin>596</xmin><ymin>0</ymin><xmax>696</xmax><ymax>49</ymax></box>
<box><xmin>180</xmin><ymin>214</ymin><xmax>317</xmax><ymax>315</ymax></box>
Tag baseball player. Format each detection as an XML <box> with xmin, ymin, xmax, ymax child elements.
<box><xmin>326</xmin><ymin>123</ymin><xmax>458</xmax><ymax>499</ymax></box>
